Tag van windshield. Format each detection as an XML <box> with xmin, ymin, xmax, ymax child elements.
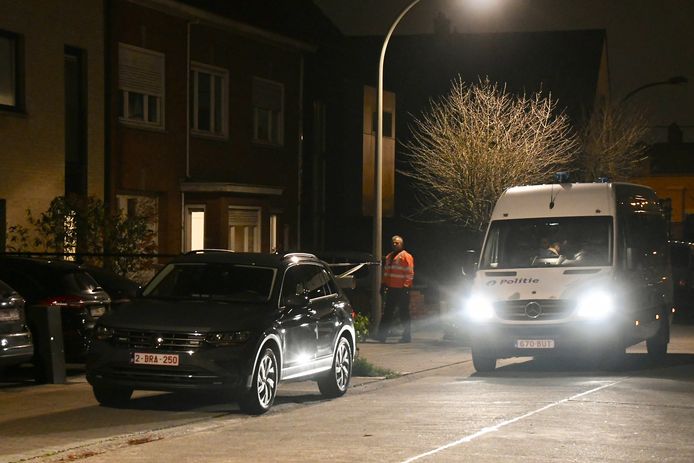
<box><xmin>480</xmin><ymin>216</ymin><xmax>613</xmax><ymax>269</ymax></box>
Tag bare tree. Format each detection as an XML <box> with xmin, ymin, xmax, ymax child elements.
<box><xmin>402</xmin><ymin>78</ymin><xmax>578</xmax><ymax>231</ymax></box>
<box><xmin>576</xmin><ymin>98</ymin><xmax>650</xmax><ymax>182</ymax></box>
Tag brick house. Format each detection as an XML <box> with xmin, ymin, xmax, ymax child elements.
<box><xmin>108</xmin><ymin>0</ymin><xmax>315</xmax><ymax>255</ymax></box>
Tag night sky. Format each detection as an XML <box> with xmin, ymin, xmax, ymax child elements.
<box><xmin>314</xmin><ymin>0</ymin><xmax>694</xmax><ymax>143</ymax></box>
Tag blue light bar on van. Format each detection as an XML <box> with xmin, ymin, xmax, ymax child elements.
<box><xmin>554</xmin><ymin>172</ymin><xmax>570</xmax><ymax>183</ymax></box>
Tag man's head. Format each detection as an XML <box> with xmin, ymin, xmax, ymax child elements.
<box><xmin>391</xmin><ymin>235</ymin><xmax>404</xmax><ymax>252</ymax></box>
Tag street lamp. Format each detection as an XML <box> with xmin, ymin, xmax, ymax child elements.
<box><xmin>372</xmin><ymin>0</ymin><xmax>423</xmax><ymax>328</ymax></box>
<box><xmin>622</xmin><ymin>75</ymin><xmax>688</xmax><ymax>102</ymax></box>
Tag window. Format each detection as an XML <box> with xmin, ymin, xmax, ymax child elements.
<box><xmin>191</xmin><ymin>63</ymin><xmax>228</xmax><ymax>137</ymax></box>
<box><xmin>185</xmin><ymin>206</ymin><xmax>205</xmax><ymax>252</ymax></box>
<box><xmin>253</xmin><ymin>77</ymin><xmax>284</xmax><ymax>145</ymax></box>
<box><xmin>228</xmin><ymin>207</ymin><xmax>260</xmax><ymax>252</ymax></box>
<box><xmin>118</xmin><ymin>43</ymin><xmax>164</xmax><ymax>128</ymax></box>
<box><xmin>281</xmin><ymin>265</ymin><xmax>336</xmax><ymax>304</ymax></box>
<box><xmin>0</xmin><ymin>30</ymin><xmax>22</xmax><ymax>111</ymax></box>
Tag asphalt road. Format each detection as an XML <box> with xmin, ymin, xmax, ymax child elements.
<box><xmin>2</xmin><ymin>324</ymin><xmax>694</xmax><ymax>462</ymax></box>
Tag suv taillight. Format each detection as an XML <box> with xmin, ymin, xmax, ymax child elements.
<box><xmin>39</xmin><ymin>295</ymin><xmax>85</xmax><ymax>309</ymax></box>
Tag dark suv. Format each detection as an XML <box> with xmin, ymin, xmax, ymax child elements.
<box><xmin>0</xmin><ymin>279</ymin><xmax>34</xmax><ymax>369</ymax></box>
<box><xmin>0</xmin><ymin>257</ymin><xmax>111</xmax><ymax>362</ymax></box>
<box><xmin>87</xmin><ymin>251</ymin><xmax>356</xmax><ymax>414</ymax></box>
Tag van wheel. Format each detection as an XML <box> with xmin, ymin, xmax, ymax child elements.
<box><xmin>472</xmin><ymin>348</ymin><xmax>496</xmax><ymax>372</ymax></box>
<box><xmin>93</xmin><ymin>386</ymin><xmax>133</xmax><ymax>407</ymax></box>
<box><xmin>647</xmin><ymin>316</ymin><xmax>669</xmax><ymax>362</ymax></box>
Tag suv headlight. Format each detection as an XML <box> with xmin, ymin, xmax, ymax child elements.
<box><xmin>464</xmin><ymin>295</ymin><xmax>495</xmax><ymax>322</ymax></box>
<box><xmin>94</xmin><ymin>325</ymin><xmax>114</xmax><ymax>340</ymax></box>
<box><xmin>205</xmin><ymin>331</ymin><xmax>252</xmax><ymax>346</ymax></box>
<box><xmin>575</xmin><ymin>290</ymin><xmax>614</xmax><ymax>320</ymax></box>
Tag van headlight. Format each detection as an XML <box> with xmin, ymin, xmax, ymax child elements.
<box><xmin>464</xmin><ymin>295</ymin><xmax>495</xmax><ymax>322</ymax></box>
<box><xmin>575</xmin><ymin>290</ymin><xmax>614</xmax><ymax>320</ymax></box>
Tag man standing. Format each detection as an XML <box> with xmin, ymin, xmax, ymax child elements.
<box><xmin>378</xmin><ymin>235</ymin><xmax>415</xmax><ymax>343</ymax></box>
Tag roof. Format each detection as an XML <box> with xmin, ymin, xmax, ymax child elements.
<box><xmin>174</xmin><ymin>251</ymin><xmax>320</xmax><ymax>267</ymax></box>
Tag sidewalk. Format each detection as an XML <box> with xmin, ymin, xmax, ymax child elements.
<box><xmin>351</xmin><ymin>319</ymin><xmax>470</xmax><ymax>382</ymax></box>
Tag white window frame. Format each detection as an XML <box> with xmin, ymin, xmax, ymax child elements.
<box><xmin>228</xmin><ymin>206</ymin><xmax>261</xmax><ymax>252</ymax></box>
<box><xmin>185</xmin><ymin>205</ymin><xmax>206</xmax><ymax>252</ymax></box>
<box><xmin>253</xmin><ymin>77</ymin><xmax>284</xmax><ymax>146</ymax></box>
<box><xmin>118</xmin><ymin>43</ymin><xmax>165</xmax><ymax>129</ymax></box>
<box><xmin>191</xmin><ymin>62</ymin><xmax>228</xmax><ymax>138</ymax></box>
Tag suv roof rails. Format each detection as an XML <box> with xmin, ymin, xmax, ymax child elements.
<box><xmin>185</xmin><ymin>249</ymin><xmax>235</xmax><ymax>255</ymax></box>
<box><xmin>282</xmin><ymin>252</ymin><xmax>317</xmax><ymax>261</ymax></box>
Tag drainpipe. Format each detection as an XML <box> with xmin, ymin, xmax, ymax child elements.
<box><xmin>181</xmin><ymin>20</ymin><xmax>193</xmax><ymax>253</ymax></box>
<box><xmin>297</xmin><ymin>55</ymin><xmax>304</xmax><ymax>249</ymax></box>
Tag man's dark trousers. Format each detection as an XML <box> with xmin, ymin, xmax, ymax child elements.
<box><xmin>379</xmin><ymin>287</ymin><xmax>411</xmax><ymax>341</ymax></box>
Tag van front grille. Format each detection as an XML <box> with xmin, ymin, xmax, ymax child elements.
<box><xmin>494</xmin><ymin>300</ymin><xmax>573</xmax><ymax>321</ymax></box>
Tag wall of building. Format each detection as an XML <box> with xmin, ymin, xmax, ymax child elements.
<box><xmin>1</xmin><ymin>0</ymin><xmax>105</xmax><ymax>243</ymax></box>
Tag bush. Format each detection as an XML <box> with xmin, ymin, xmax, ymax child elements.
<box><xmin>353</xmin><ymin>313</ymin><xmax>370</xmax><ymax>342</ymax></box>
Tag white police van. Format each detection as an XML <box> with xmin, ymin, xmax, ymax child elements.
<box><xmin>463</xmin><ymin>178</ymin><xmax>673</xmax><ymax>372</ymax></box>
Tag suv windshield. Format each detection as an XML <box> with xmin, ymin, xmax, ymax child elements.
<box><xmin>143</xmin><ymin>263</ymin><xmax>277</xmax><ymax>302</ymax></box>
<box><xmin>480</xmin><ymin>216</ymin><xmax>613</xmax><ymax>269</ymax></box>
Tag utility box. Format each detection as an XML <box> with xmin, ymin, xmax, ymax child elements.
<box><xmin>26</xmin><ymin>306</ymin><xmax>66</xmax><ymax>384</ymax></box>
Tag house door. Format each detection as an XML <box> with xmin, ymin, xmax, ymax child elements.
<box><xmin>228</xmin><ymin>207</ymin><xmax>260</xmax><ymax>252</ymax></box>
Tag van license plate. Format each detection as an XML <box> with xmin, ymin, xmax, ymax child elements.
<box><xmin>516</xmin><ymin>339</ymin><xmax>555</xmax><ymax>349</ymax></box>
<box><xmin>131</xmin><ymin>353</ymin><xmax>179</xmax><ymax>366</ymax></box>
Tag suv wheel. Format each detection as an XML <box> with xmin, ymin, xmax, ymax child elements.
<box><xmin>93</xmin><ymin>386</ymin><xmax>133</xmax><ymax>408</ymax></box>
<box><xmin>240</xmin><ymin>347</ymin><xmax>278</xmax><ymax>415</ymax></box>
<box><xmin>318</xmin><ymin>337</ymin><xmax>352</xmax><ymax>398</ymax></box>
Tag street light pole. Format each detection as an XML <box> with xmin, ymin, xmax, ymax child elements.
<box><xmin>621</xmin><ymin>75</ymin><xmax>687</xmax><ymax>103</ymax></box>
<box><xmin>372</xmin><ymin>0</ymin><xmax>423</xmax><ymax>330</ymax></box>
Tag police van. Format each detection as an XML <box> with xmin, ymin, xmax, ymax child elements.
<box><xmin>463</xmin><ymin>179</ymin><xmax>673</xmax><ymax>372</ymax></box>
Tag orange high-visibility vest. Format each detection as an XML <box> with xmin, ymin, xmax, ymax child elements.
<box><xmin>383</xmin><ymin>250</ymin><xmax>414</xmax><ymax>289</ymax></box>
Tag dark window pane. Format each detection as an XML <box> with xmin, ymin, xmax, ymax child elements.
<box><xmin>128</xmin><ymin>92</ymin><xmax>144</xmax><ymax>120</ymax></box>
<box><xmin>197</xmin><ymin>72</ymin><xmax>211</xmax><ymax>131</ymax></box>
<box><xmin>147</xmin><ymin>96</ymin><xmax>158</xmax><ymax>123</ymax></box>
<box><xmin>0</xmin><ymin>34</ymin><xmax>16</xmax><ymax>107</ymax></box>
<box><xmin>214</xmin><ymin>75</ymin><xmax>222</xmax><ymax>133</ymax></box>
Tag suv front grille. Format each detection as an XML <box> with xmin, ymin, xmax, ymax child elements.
<box><xmin>494</xmin><ymin>300</ymin><xmax>574</xmax><ymax>321</ymax></box>
<box><xmin>112</xmin><ymin>329</ymin><xmax>205</xmax><ymax>351</ymax></box>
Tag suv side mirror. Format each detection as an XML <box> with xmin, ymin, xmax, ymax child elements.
<box><xmin>283</xmin><ymin>294</ymin><xmax>309</xmax><ymax>310</ymax></box>
<box><xmin>461</xmin><ymin>249</ymin><xmax>479</xmax><ymax>277</ymax></box>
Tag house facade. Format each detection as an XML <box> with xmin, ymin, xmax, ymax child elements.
<box><xmin>108</xmin><ymin>0</ymin><xmax>312</xmax><ymax>256</ymax></box>
<box><xmin>0</xmin><ymin>0</ymin><xmax>105</xmax><ymax>249</ymax></box>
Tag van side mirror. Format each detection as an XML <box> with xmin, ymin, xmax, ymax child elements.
<box><xmin>462</xmin><ymin>249</ymin><xmax>479</xmax><ymax>277</ymax></box>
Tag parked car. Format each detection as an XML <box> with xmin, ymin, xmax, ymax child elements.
<box><xmin>0</xmin><ymin>256</ymin><xmax>111</xmax><ymax>362</ymax></box>
<box><xmin>670</xmin><ymin>241</ymin><xmax>694</xmax><ymax>321</ymax></box>
<box><xmin>82</xmin><ymin>265</ymin><xmax>141</xmax><ymax>307</ymax></box>
<box><xmin>87</xmin><ymin>251</ymin><xmax>356</xmax><ymax>414</ymax></box>
<box><xmin>0</xmin><ymin>279</ymin><xmax>34</xmax><ymax>370</ymax></box>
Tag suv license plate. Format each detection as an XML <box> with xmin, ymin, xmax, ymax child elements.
<box><xmin>516</xmin><ymin>339</ymin><xmax>555</xmax><ymax>349</ymax></box>
<box><xmin>131</xmin><ymin>352</ymin><xmax>179</xmax><ymax>366</ymax></box>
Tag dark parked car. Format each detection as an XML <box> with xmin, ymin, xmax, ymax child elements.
<box><xmin>0</xmin><ymin>279</ymin><xmax>34</xmax><ymax>370</ymax></box>
<box><xmin>82</xmin><ymin>265</ymin><xmax>141</xmax><ymax>307</ymax></box>
<box><xmin>87</xmin><ymin>251</ymin><xmax>356</xmax><ymax>414</ymax></box>
<box><xmin>0</xmin><ymin>257</ymin><xmax>111</xmax><ymax>361</ymax></box>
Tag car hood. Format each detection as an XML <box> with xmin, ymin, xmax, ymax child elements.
<box><xmin>100</xmin><ymin>298</ymin><xmax>272</xmax><ymax>332</ymax></box>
